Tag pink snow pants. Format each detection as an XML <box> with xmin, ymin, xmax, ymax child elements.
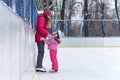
<box><xmin>49</xmin><ymin>49</ymin><xmax>58</xmax><ymax>70</ymax></box>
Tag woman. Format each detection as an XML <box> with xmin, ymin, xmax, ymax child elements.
<box><xmin>35</xmin><ymin>7</ymin><xmax>52</xmax><ymax>72</ymax></box>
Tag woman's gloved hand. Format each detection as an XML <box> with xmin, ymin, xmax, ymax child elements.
<box><xmin>46</xmin><ymin>34</ymin><xmax>53</xmax><ymax>40</ymax></box>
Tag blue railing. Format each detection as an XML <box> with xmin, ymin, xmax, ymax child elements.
<box><xmin>2</xmin><ymin>0</ymin><xmax>38</xmax><ymax>31</ymax></box>
<box><xmin>51</xmin><ymin>19</ymin><xmax>120</xmax><ymax>37</ymax></box>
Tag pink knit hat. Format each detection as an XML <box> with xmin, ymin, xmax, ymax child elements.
<box><xmin>44</xmin><ymin>8</ymin><xmax>52</xmax><ymax>16</ymax></box>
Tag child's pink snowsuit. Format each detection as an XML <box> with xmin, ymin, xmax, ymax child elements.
<box><xmin>44</xmin><ymin>37</ymin><xmax>58</xmax><ymax>70</ymax></box>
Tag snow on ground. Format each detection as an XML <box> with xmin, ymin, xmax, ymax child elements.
<box><xmin>23</xmin><ymin>47</ymin><xmax>120</xmax><ymax>80</ymax></box>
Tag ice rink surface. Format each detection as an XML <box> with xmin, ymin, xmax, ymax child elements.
<box><xmin>22</xmin><ymin>47</ymin><xmax>120</xmax><ymax>80</ymax></box>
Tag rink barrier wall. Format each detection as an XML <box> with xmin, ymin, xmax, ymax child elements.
<box><xmin>59</xmin><ymin>37</ymin><xmax>120</xmax><ymax>47</ymax></box>
<box><xmin>0</xmin><ymin>2</ymin><xmax>36</xmax><ymax>80</ymax></box>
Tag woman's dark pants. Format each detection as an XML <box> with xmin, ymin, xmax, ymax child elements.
<box><xmin>36</xmin><ymin>42</ymin><xmax>44</xmax><ymax>68</ymax></box>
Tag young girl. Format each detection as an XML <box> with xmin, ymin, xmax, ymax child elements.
<box><xmin>43</xmin><ymin>32</ymin><xmax>61</xmax><ymax>73</ymax></box>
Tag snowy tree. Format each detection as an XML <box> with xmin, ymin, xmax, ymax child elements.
<box><xmin>115</xmin><ymin>0</ymin><xmax>120</xmax><ymax>29</ymax></box>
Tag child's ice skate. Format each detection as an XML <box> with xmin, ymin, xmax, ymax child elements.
<box><xmin>49</xmin><ymin>69</ymin><xmax>58</xmax><ymax>73</ymax></box>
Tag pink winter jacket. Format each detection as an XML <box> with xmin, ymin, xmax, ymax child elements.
<box><xmin>44</xmin><ymin>37</ymin><xmax>58</xmax><ymax>50</ymax></box>
<box><xmin>35</xmin><ymin>13</ymin><xmax>49</xmax><ymax>42</ymax></box>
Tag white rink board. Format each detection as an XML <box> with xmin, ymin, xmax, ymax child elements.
<box><xmin>60</xmin><ymin>37</ymin><xmax>120</xmax><ymax>47</ymax></box>
<box><xmin>0</xmin><ymin>2</ymin><xmax>36</xmax><ymax>80</ymax></box>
